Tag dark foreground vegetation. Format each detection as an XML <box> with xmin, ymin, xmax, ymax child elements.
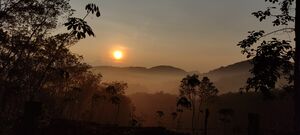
<box><xmin>130</xmin><ymin>90</ymin><xmax>294</xmax><ymax>135</ymax></box>
<box><xmin>0</xmin><ymin>0</ymin><xmax>298</xmax><ymax>135</ymax></box>
<box><xmin>15</xmin><ymin>119</ymin><xmax>188</xmax><ymax>135</ymax></box>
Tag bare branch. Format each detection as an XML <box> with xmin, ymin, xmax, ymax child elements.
<box><xmin>262</xmin><ymin>27</ymin><xmax>294</xmax><ymax>38</ymax></box>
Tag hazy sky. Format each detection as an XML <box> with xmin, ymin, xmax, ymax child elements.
<box><xmin>69</xmin><ymin>0</ymin><xmax>280</xmax><ymax>72</ymax></box>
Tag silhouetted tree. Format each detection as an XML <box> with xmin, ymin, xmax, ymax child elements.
<box><xmin>129</xmin><ymin>106</ymin><xmax>142</xmax><ymax>127</ymax></box>
<box><xmin>111</xmin><ymin>96</ymin><xmax>121</xmax><ymax>124</ymax></box>
<box><xmin>171</xmin><ymin>111</ymin><xmax>178</xmax><ymax>129</ymax></box>
<box><xmin>179</xmin><ymin>74</ymin><xmax>200</xmax><ymax>134</ymax></box>
<box><xmin>296</xmin><ymin>2</ymin><xmax>300</xmax><ymax>133</ymax></box>
<box><xmin>0</xmin><ymin>0</ymin><xmax>100</xmax><ymax>102</ymax></box>
<box><xmin>176</xmin><ymin>97</ymin><xmax>192</xmax><ymax>131</ymax></box>
<box><xmin>238</xmin><ymin>1</ymin><xmax>295</xmax><ymax>94</ymax></box>
<box><xmin>176</xmin><ymin>109</ymin><xmax>184</xmax><ymax>131</ymax></box>
<box><xmin>196</xmin><ymin>77</ymin><xmax>218</xmax><ymax>130</ymax></box>
<box><xmin>130</xmin><ymin>115</ymin><xmax>144</xmax><ymax>128</ymax></box>
<box><xmin>0</xmin><ymin>0</ymin><xmax>101</xmax><ymax>132</ymax></box>
<box><xmin>178</xmin><ymin>76</ymin><xmax>217</xmax><ymax>134</ymax></box>
<box><xmin>218</xmin><ymin>108</ymin><xmax>234</xmax><ymax>135</ymax></box>
<box><xmin>203</xmin><ymin>109</ymin><xmax>209</xmax><ymax>135</ymax></box>
<box><xmin>95</xmin><ymin>94</ymin><xmax>107</xmax><ymax>122</ymax></box>
<box><xmin>63</xmin><ymin>87</ymin><xmax>83</xmax><ymax>120</ymax></box>
<box><xmin>49</xmin><ymin>72</ymin><xmax>102</xmax><ymax>121</ymax></box>
<box><xmin>104</xmin><ymin>81</ymin><xmax>127</xmax><ymax>125</ymax></box>
<box><xmin>156</xmin><ymin>110</ymin><xmax>164</xmax><ymax>127</ymax></box>
<box><xmin>90</xmin><ymin>94</ymin><xmax>99</xmax><ymax>120</ymax></box>
<box><xmin>237</xmin><ymin>0</ymin><xmax>299</xmax><ymax>133</ymax></box>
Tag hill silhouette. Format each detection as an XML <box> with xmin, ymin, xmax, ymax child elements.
<box><xmin>205</xmin><ymin>60</ymin><xmax>251</xmax><ymax>76</ymax></box>
<box><xmin>202</xmin><ymin>60</ymin><xmax>252</xmax><ymax>93</ymax></box>
<box><xmin>91</xmin><ymin>61</ymin><xmax>253</xmax><ymax>94</ymax></box>
<box><xmin>92</xmin><ymin>65</ymin><xmax>187</xmax><ymax>75</ymax></box>
<box><xmin>149</xmin><ymin>65</ymin><xmax>187</xmax><ymax>74</ymax></box>
<box><xmin>91</xmin><ymin>65</ymin><xmax>188</xmax><ymax>94</ymax></box>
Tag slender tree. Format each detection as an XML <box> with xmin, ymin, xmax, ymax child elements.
<box><xmin>104</xmin><ymin>81</ymin><xmax>127</xmax><ymax>125</ymax></box>
<box><xmin>294</xmin><ymin>1</ymin><xmax>299</xmax><ymax>134</ymax></box>
<box><xmin>156</xmin><ymin>110</ymin><xmax>165</xmax><ymax>127</ymax></box>
<box><xmin>96</xmin><ymin>94</ymin><xmax>107</xmax><ymax>122</ymax></box>
<box><xmin>171</xmin><ymin>111</ymin><xmax>178</xmax><ymax>129</ymax></box>
<box><xmin>176</xmin><ymin>109</ymin><xmax>183</xmax><ymax>131</ymax></box>
<box><xmin>111</xmin><ymin>96</ymin><xmax>121</xmax><ymax>125</ymax></box>
<box><xmin>176</xmin><ymin>97</ymin><xmax>191</xmax><ymax>131</ymax></box>
<box><xmin>218</xmin><ymin>108</ymin><xmax>234</xmax><ymax>135</ymax></box>
<box><xmin>91</xmin><ymin>94</ymin><xmax>99</xmax><ymax>120</ymax></box>
<box><xmin>203</xmin><ymin>109</ymin><xmax>209</xmax><ymax>135</ymax></box>
<box><xmin>179</xmin><ymin>74</ymin><xmax>200</xmax><ymax>134</ymax></box>
<box><xmin>196</xmin><ymin>77</ymin><xmax>218</xmax><ymax>131</ymax></box>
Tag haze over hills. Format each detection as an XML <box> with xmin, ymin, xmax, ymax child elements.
<box><xmin>91</xmin><ymin>61</ymin><xmax>293</xmax><ymax>130</ymax></box>
<box><xmin>202</xmin><ymin>60</ymin><xmax>252</xmax><ymax>94</ymax></box>
<box><xmin>91</xmin><ymin>61</ymin><xmax>253</xmax><ymax>94</ymax></box>
<box><xmin>92</xmin><ymin>65</ymin><xmax>187</xmax><ymax>75</ymax></box>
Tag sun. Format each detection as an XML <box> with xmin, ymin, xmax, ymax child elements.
<box><xmin>113</xmin><ymin>50</ymin><xmax>123</xmax><ymax>60</ymax></box>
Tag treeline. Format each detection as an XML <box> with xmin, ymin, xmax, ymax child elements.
<box><xmin>130</xmin><ymin>90</ymin><xmax>294</xmax><ymax>135</ymax></box>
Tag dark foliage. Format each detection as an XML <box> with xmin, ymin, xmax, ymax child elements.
<box><xmin>237</xmin><ymin>0</ymin><xmax>295</xmax><ymax>97</ymax></box>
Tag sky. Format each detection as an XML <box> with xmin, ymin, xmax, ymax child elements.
<box><xmin>68</xmin><ymin>0</ymin><xmax>283</xmax><ymax>72</ymax></box>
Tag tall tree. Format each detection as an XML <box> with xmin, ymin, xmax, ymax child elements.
<box><xmin>295</xmin><ymin>0</ymin><xmax>299</xmax><ymax>134</ymax></box>
<box><xmin>218</xmin><ymin>108</ymin><xmax>234</xmax><ymax>135</ymax></box>
<box><xmin>171</xmin><ymin>111</ymin><xmax>178</xmax><ymax>129</ymax></box>
<box><xmin>196</xmin><ymin>76</ymin><xmax>218</xmax><ymax>130</ymax></box>
<box><xmin>179</xmin><ymin>74</ymin><xmax>200</xmax><ymax>134</ymax></box>
<box><xmin>176</xmin><ymin>97</ymin><xmax>191</xmax><ymax>131</ymax></box>
<box><xmin>104</xmin><ymin>81</ymin><xmax>127</xmax><ymax>125</ymax></box>
<box><xmin>0</xmin><ymin>0</ymin><xmax>101</xmax><ymax>132</ymax></box>
<box><xmin>237</xmin><ymin>0</ymin><xmax>298</xmax><ymax>133</ymax></box>
<box><xmin>156</xmin><ymin>110</ymin><xmax>164</xmax><ymax>127</ymax></box>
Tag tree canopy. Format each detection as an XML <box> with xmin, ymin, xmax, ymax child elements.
<box><xmin>237</xmin><ymin>0</ymin><xmax>295</xmax><ymax>97</ymax></box>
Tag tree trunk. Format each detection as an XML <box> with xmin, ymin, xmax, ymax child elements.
<box><xmin>177</xmin><ymin>112</ymin><xmax>182</xmax><ymax>131</ymax></box>
<box><xmin>114</xmin><ymin>104</ymin><xmax>120</xmax><ymax>126</ymax></box>
<box><xmin>90</xmin><ymin>102</ymin><xmax>94</xmax><ymax>121</ymax></box>
<box><xmin>20</xmin><ymin>101</ymin><xmax>42</xmax><ymax>135</ymax></box>
<box><xmin>204</xmin><ymin>109</ymin><xmax>209</xmax><ymax>135</ymax></box>
<box><xmin>0</xmin><ymin>89</ymin><xmax>10</xmax><ymax>111</ymax></box>
<box><xmin>248</xmin><ymin>113</ymin><xmax>260</xmax><ymax>135</ymax></box>
<box><xmin>196</xmin><ymin>101</ymin><xmax>202</xmax><ymax>132</ymax></box>
<box><xmin>98</xmin><ymin>103</ymin><xmax>104</xmax><ymax>123</ymax></box>
<box><xmin>192</xmin><ymin>95</ymin><xmax>196</xmax><ymax>135</ymax></box>
<box><xmin>223</xmin><ymin>122</ymin><xmax>226</xmax><ymax>135</ymax></box>
<box><xmin>295</xmin><ymin>0</ymin><xmax>300</xmax><ymax>134</ymax></box>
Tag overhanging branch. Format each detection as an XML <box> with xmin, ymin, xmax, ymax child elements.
<box><xmin>262</xmin><ymin>27</ymin><xmax>295</xmax><ymax>38</ymax></box>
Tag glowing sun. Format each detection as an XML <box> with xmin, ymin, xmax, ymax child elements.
<box><xmin>113</xmin><ymin>50</ymin><xmax>123</xmax><ymax>60</ymax></box>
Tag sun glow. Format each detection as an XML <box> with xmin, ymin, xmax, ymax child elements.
<box><xmin>113</xmin><ymin>50</ymin><xmax>123</xmax><ymax>60</ymax></box>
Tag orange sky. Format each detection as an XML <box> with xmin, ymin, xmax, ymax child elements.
<box><xmin>69</xmin><ymin>0</ymin><xmax>294</xmax><ymax>72</ymax></box>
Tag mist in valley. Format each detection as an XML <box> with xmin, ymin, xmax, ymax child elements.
<box><xmin>0</xmin><ymin>0</ymin><xmax>297</xmax><ymax>135</ymax></box>
<box><xmin>91</xmin><ymin>61</ymin><xmax>252</xmax><ymax>95</ymax></box>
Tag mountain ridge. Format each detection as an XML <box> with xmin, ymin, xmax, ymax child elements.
<box><xmin>92</xmin><ymin>65</ymin><xmax>187</xmax><ymax>75</ymax></box>
<box><xmin>91</xmin><ymin>60</ymin><xmax>252</xmax><ymax>94</ymax></box>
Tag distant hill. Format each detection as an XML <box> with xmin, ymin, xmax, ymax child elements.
<box><xmin>149</xmin><ymin>65</ymin><xmax>187</xmax><ymax>74</ymax></box>
<box><xmin>205</xmin><ymin>60</ymin><xmax>251</xmax><ymax>76</ymax></box>
<box><xmin>91</xmin><ymin>61</ymin><xmax>255</xmax><ymax>94</ymax></box>
<box><xmin>202</xmin><ymin>60</ymin><xmax>252</xmax><ymax>93</ymax></box>
<box><xmin>92</xmin><ymin>65</ymin><xmax>187</xmax><ymax>75</ymax></box>
<box><xmin>90</xmin><ymin>65</ymin><xmax>188</xmax><ymax>94</ymax></box>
